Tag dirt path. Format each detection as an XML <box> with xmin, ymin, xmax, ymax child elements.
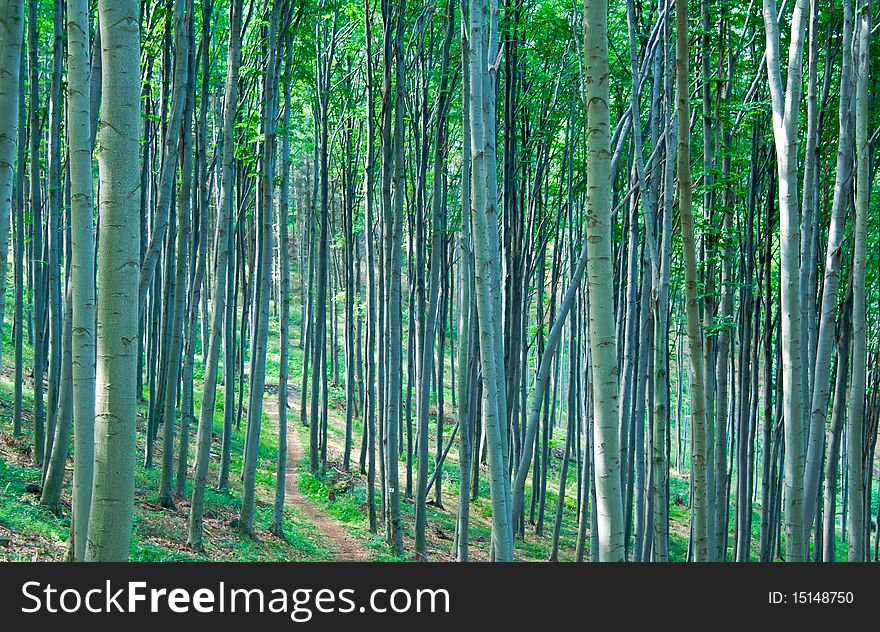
<box><xmin>264</xmin><ymin>396</ymin><xmax>371</xmax><ymax>561</ymax></box>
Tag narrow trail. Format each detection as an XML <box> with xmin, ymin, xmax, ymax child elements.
<box><xmin>263</xmin><ymin>395</ymin><xmax>371</xmax><ymax>561</ymax></box>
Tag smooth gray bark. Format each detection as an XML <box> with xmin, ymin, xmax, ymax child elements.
<box><xmin>762</xmin><ymin>0</ymin><xmax>809</xmax><ymax>561</ymax></box>
<box><xmin>582</xmin><ymin>0</ymin><xmax>624</xmax><ymax>562</ymax></box>
<box><xmin>85</xmin><ymin>0</ymin><xmax>141</xmax><ymax>561</ymax></box>
<box><xmin>188</xmin><ymin>0</ymin><xmax>240</xmax><ymax>551</ymax></box>
<box><xmin>0</xmin><ymin>0</ymin><xmax>22</xmax><ymax>371</ymax></box>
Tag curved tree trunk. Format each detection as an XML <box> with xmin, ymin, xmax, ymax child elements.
<box><xmin>188</xmin><ymin>0</ymin><xmax>241</xmax><ymax>551</ymax></box>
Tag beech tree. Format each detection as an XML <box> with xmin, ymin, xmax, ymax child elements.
<box><xmin>0</xmin><ymin>0</ymin><xmax>22</xmax><ymax>364</ymax></box>
<box><xmin>761</xmin><ymin>0</ymin><xmax>809</xmax><ymax>562</ymax></box>
<box><xmin>85</xmin><ymin>0</ymin><xmax>141</xmax><ymax>562</ymax></box>
<box><xmin>582</xmin><ymin>0</ymin><xmax>624</xmax><ymax>562</ymax></box>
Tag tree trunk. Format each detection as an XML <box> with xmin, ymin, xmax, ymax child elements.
<box><xmin>138</xmin><ymin>0</ymin><xmax>192</xmax><ymax>311</ymax></box>
<box><xmin>803</xmin><ymin>0</ymin><xmax>855</xmax><ymax>547</ymax></box>
<box><xmin>762</xmin><ymin>0</ymin><xmax>809</xmax><ymax>562</ymax></box>
<box><xmin>582</xmin><ymin>0</ymin><xmax>624</xmax><ymax>562</ymax></box>
<box><xmin>239</xmin><ymin>0</ymin><xmax>279</xmax><ymax>535</ymax></box>
<box><xmin>272</xmin><ymin>37</ymin><xmax>293</xmax><ymax>538</ymax></box>
<box><xmin>0</xmin><ymin>0</ymin><xmax>23</xmax><ymax>371</ymax></box>
<box><xmin>188</xmin><ymin>0</ymin><xmax>240</xmax><ymax>550</ymax></box>
<box><xmin>85</xmin><ymin>0</ymin><xmax>141</xmax><ymax>561</ymax></box>
<box><xmin>847</xmin><ymin>1</ymin><xmax>869</xmax><ymax>561</ymax></box>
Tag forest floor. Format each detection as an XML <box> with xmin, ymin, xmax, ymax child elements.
<box><xmin>264</xmin><ymin>393</ymin><xmax>370</xmax><ymax>561</ymax></box>
<box><xmin>0</xmin><ymin>307</ymin><xmax>690</xmax><ymax>562</ymax></box>
<box><xmin>0</xmin><ymin>308</ymin><xmax>335</xmax><ymax>561</ymax></box>
<box><xmin>1</xmin><ymin>293</ymin><xmax>829</xmax><ymax>562</ymax></box>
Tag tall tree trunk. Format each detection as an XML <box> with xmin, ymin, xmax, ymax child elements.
<box><xmin>42</xmin><ymin>0</ymin><xmax>63</xmax><ymax>480</ymax></box>
<box><xmin>847</xmin><ymin>0</ymin><xmax>870</xmax><ymax>562</ymax></box>
<box><xmin>415</xmin><ymin>0</ymin><xmax>454</xmax><ymax>560</ymax></box>
<box><xmin>177</xmin><ymin>0</ymin><xmax>204</xmax><ymax>499</ymax></box>
<box><xmin>12</xmin><ymin>15</ymin><xmax>25</xmax><ymax>439</ymax></box>
<box><xmin>28</xmin><ymin>0</ymin><xmax>45</xmax><ymax>467</ymax></box>
<box><xmin>456</xmin><ymin>0</ymin><xmax>474</xmax><ymax>561</ymax></box>
<box><xmin>580</xmin><ymin>0</ymin><xmax>624</xmax><ymax>562</ymax></box>
<box><xmin>0</xmin><ymin>0</ymin><xmax>22</xmax><ymax>370</ymax></box>
<box><xmin>63</xmin><ymin>0</ymin><xmax>96</xmax><ymax>561</ymax></box>
<box><xmin>381</xmin><ymin>0</ymin><xmax>405</xmax><ymax>555</ymax></box>
<box><xmin>310</xmin><ymin>9</ymin><xmax>337</xmax><ymax>475</ymax></box>
<box><xmin>802</xmin><ymin>0</ymin><xmax>855</xmax><ymax>546</ymax></box>
<box><xmin>468</xmin><ymin>0</ymin><xmax>514</xmax><ymax>562</ymax></box>
<box><xmin>762</xmin><ymin>0</ymin><xmax>809</xmax><ymax>562</ymax></box>
<box><xmin>676</xmin><ymin>0</ymin><xmax>710</xmax><ymax>561</ymax></box>
<box><xmin>158</xmin><ymin>23</ymin><xmax>194</xmax><ymax>508</ymax></box>
<box><xmin>138</xmin><ymin>0</ymin><xmax>192</xmax><ymax>311</ymax></box>
<box><xmin>85</xmin><ymin>0</ymin><xmax>141</xmax><ymax>561</ymax></box>
<box><xmin>188</xmin><ymin>0</ymin><xmax>240</xmax><ymax>550</ymax></box>
<box><xmin>652</xmin><ymin>20</ymin><xmax>676</xmax><ymax>559</ymax></box>
<box><xmin>239</xmin><ymin>0</ymin><xmax>279</xmax><ymax>535</ymax></box>
<box><xmin>272</xmin><ymin>37</ymin><xmax>293</xmax><ymax>538</ymax></box>
<box><xmin>363</xmin><ymin>0</ymin><xmax>378</xmax><ymax>534</ymax></box>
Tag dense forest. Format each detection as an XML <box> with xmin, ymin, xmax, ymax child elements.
<box><xmin>0</xmin><ymin>0</ymin><xmax>877</xmax><ymax>563</ymax></box>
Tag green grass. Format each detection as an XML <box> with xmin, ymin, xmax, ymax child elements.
<box><xmin>0</xmin><ymin>296</ymin><xmax>333</xmax><ymax>562</ymax></box>
<box><xmin>2</xmin><ymin>269</ymin><xmax>872</xmax><ymax>563</ymax></box>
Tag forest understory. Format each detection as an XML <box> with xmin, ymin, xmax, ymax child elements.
<box><xmin>2</xmin><ymin>301</ymin><xmax>873</xmax><ymax>562</ymax></box>
<box><xmin>1</xmin><ymin>306</ymin><xmax>692</xmax><ymax>562</ymax></box>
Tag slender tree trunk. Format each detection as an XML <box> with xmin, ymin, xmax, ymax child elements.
<box><xmin>29</xmin><ymin>0</ymin><xmax>45</xmax><ymax>467</ymax></box>
<box><xmin>803</xmin><ymin>0</ymin><xmax>855</xmax><ymax>544</ymax></box>
<box><xmin>41</xmin><ymin>246</ymin><xmax>73</xmax><ymax>511</ymax></box>
<box><xmin>847</xmin><ymin>0</ymin><xmax>870</xmax><ymax>561</ymax></box>
<box><xmin>468</xmin><ymin>0</ymin><xmax>514</xmax><ymax>562</ymax></box>
<box><xmin>762</xmin><ymin>0</ymin><xmax>809</xmax><ymax>562</ymax></box>
<box><xmin>138</xmin><ymin>0</ymin><xmax>191</xmax><ymax>311</ymax></box>
<box><xmin>456</xmin><ymin>0</ymin><xmax>474</xmax><ymax>561</ymax></box>
<box><xmin>63</xmin><ymin>0</ymin><xmax>96</xmax><ymax>560</ymax></box>
<box><xmin>177</xmin><ymin>0</ymin><xmax>202</xmax><ymax>499</ymax></box>
<box><xmin>310</xmin><ymin>12</ymin><xmax>336</xmax><ymax>475</ymax></box>
<box><xmin>239</xmin><ymin>0</ymin><xmax>279</xmax><ymax>535</ymax></box>
<box><xmin>158</xmin><ymin>31</ymin><xmax>194</xmax><ymax>508</ymax></box>
<box><xmin>652</xmin><ymin>27</ymin><xmax>676</xmax><ymax>559</ymax></box>
<box><xmin>415</xmin><ymin>0</ymin><xmax>454</xmax><ymax>560</ymax></box>
<box><xmin>272</xmin><ymin>38</ymin><xmax>293</xmax><ymax>538</ymax></box>
<box><xmin>823</xmin><ymin>293</ymin><xmax>851</xmax><ymax>561</ymax></box>
<box><xmin>676</xmin><ymin>0</ymin><xmax>709</xmax><ymax>561</ymax></box>
<box><xmin>42</xmin><ymin>0</ymin><xmax>63</xmax><ymax>480</ymax></box>
<box><xmin>0</xmin><ymin>0</ymin><xmax>23</xmax><ymax>371</ymax></box>
<box><xmin>382</xmin><ymin>0</ymin><xmax>405</xmax><ymax>555</ymax></box>
<box><xmin>363</xmin><ymin>0</ymin><xmax>378</xmax><ymax>534</ymax></box>
<box><xmin>188</xmin><ymin>0</ymin><xmax>240</xmax><ymax>550</ymax></box>
<box><xmin>12</xmin><ymin>28</ymin><xmax>24</xmax><ymax>439</ymax></box>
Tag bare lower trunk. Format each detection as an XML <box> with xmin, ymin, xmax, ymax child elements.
<box><xmin>762</xmin><ymin>0</ymin><xmax>809</xmax><ymax>562</ymax></box>
<box><xmin>582</xmin><ymin>0</ymin><xmax>624</xmax><ymax>562</ymax></box>
<box><xmin>0</xmin><ymin>0</ymin><xmax>23</xmax><ymax>370</ymax></box>
<box><xmin>676</xmin><ymin>0</ymin><xmax>709</xmax><ymax>561</ymax></box>
<box><xmin>188</xmin><ymin>0</ymin><xmax>240</xmax><ymax>550</ymax></box>
<box><xmin>847</xmin><ymin>2</ymin><xmax>869</xmax><ymax>562</ymax></box>
<box><xmin>85</xmin><ymin>0</ymin><xmax>141</xmax><ymax>561</ymax></box>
